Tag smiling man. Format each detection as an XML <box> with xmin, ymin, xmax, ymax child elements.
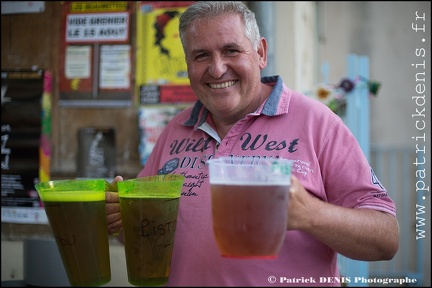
<box><xmin>106</xmin><ymin>2</ymin><xmax>399</xmax><ymax>286</ymax></box>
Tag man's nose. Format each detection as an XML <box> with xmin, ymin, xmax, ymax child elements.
<box><xmin>208</xmin><ymin>55</ymin><xmax>227</xmax><ymax>79</ymax></box>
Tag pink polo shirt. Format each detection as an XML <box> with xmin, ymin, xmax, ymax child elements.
<box><xmin>137</xmin><ymin>75</ymin><xmax>396</xmax><ymax>286</ymax></box>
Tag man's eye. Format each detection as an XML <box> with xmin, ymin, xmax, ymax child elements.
<box><xmin>195</xmin><ymin>54</ymin><xmax>208</xmax><ymax>61</ymax></box>
<box><xmin>225</xmin><ymin>49</ymin><xmax>238</xmax><ymax>55</ymax></box>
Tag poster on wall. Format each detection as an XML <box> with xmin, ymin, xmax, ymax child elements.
<box><xmin>59</xmin><ymin>1</ymin><xmax>133</xmax><ymax>107</ymax></box>
<box><xmin>1</xmin><ymin>69</ymin><xmax>51</xmax><ymax>224</ymax></box>
<box><xmin>136</xmin><ymin>1</ymin><xmax>196</xmax><ymax>105</ymax></box>
<box><xmin>138</xmin><ymin>104</ymin><xmax>191</xmax><ymax>165</ymax></box>
<box><xmin>1</xmin><ymin>1</ymin><xmax>45</xmax><ymax>15</ymax></box>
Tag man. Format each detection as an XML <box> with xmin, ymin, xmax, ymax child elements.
<box><xmin>106</xmin><ymin>1</ymin><xmax>399</xmax><ymax>286</ymax></box>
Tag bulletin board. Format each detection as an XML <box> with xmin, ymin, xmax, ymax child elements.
<box><xmin>58</xmin><ymin>1</ymin><xmax>133</xmax><ymax>107</ymax></box>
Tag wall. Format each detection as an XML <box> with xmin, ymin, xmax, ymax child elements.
<box><xmin>1</xmin><ymin>2</ymin><xmax>142</xmax><ymax>180</ymax></box>
<box><xmin>316</xmin><ymin>1</ymin><xmax>431</xmax><ymax>148</ymax></box>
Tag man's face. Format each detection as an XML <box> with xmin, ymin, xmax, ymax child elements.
<box><xmin>183</xmin><ymin>13</ymin><xmax>267</xmax><ymax>124</ymax></box>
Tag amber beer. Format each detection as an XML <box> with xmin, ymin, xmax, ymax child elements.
<box><xmin>208</xmin><ymin>157</ymin><xmax>292</xmax><ymax>258</ymax></box>
<box><xmin>117</xmin><ymin>174</ymin><xmax>185</xmax><ymax>287</ymax></box>
<box><xmin>35</xmin><ymin>179</ymin><xmax>111</xmax><ymax>287</ymax></box>
<box><xmin>211</xmin><ymin>183</ymin><xmax>289</xmax><ymax>258</ymax></box>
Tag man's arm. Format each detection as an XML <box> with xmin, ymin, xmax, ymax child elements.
<box><xmin>288</xmin><ymin>175</ymin><xmax>399</xmax><ymax>261</ymax></box>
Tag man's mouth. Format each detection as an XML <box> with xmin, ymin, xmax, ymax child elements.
<box><xmin>208</xmin><ymin>81</ymin><xmax>237</xmax><ymax>89</ymax></box>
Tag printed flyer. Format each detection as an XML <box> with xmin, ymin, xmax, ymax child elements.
<box><xmin>1</xmin><ymin>69</ymin><xmax>51</xmax><ymax>224</ymax></box>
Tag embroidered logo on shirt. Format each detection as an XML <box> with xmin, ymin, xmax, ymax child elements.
<box><xmin>371</xmin><ymin>168</ymin><xmax>389</xmax><ymax>198</ymax></box>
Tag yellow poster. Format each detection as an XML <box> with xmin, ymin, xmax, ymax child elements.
<box><xmin>136</xmin><ymin>2</ymin><xmax>195</xmax><ymax>104</ymax></box>
<box><xmin>136</xmin><ymin>3</ymin><xmax>190</xmax><ymax>85</ymax></box>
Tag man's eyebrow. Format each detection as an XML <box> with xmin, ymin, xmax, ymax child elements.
<box><xmin>223</xmin><ymin>43</ymin><xmax>241</xmax><ymax>49</ymax></box>
<box><xmin>189</xmin><ymin>43</ymin><xmax>241</xmax><ymax>55</ymax></box>
<box><xmin>190</xmin><ymin>48</ymin><xmax>208</xmax><ymax>55</ymax></box>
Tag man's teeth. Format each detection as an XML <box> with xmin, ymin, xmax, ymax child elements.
<box><xmin>209</xmin><ymin>81</ymin><xmax>236</xmax><ymax>89</ymax></box>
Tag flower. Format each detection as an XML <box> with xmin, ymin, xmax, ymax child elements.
<box><xmin>316</xmin><ymin>85</ymin><xmax>332</xmax><ymax>101</ymax></box>
<box><xmin>305</xmin><ymin>76</ymin><xmax>381</xmax><ymax>115</ymax></box>
<box><xmin>338</xmin><ymin>78</ymin><xmax>355</xmax><ymax>93</ymax></box>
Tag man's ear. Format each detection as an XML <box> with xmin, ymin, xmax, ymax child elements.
<box><xmin>257</xmin><ymin>37</ymin><xmax>268</xmax><ymax>70</ymax></box>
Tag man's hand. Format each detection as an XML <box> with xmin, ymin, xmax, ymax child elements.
<box><xmin>105</xmin><ymin>176</ymin><xmax>123</xmax><ymax>235</ymax></box>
